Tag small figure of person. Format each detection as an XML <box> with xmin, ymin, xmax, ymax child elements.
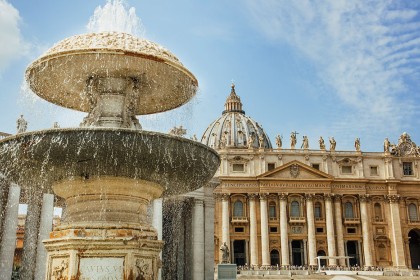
<box><xmin>355</xmin><ymin>138</ymin><xmax>361</xmax><ymax>152</ymax></box>
<box><xmin>16</xmin><ymin>115</ymin><xmax>28</xmax><ymax>134</ymax></box>
<box><xmin>384</xmin><ymin>137</ymin><xmax>390</xmax><ymax>153</ymax></box>
<box><xmin>329</xmin><ymin>137</ymin><xmax>336</xmax><ymax>152</ymax></box>
<box><xmin>275</xmin><ymin>134</ymin><xmax>282</xmax><ymax>149</ymax></box>
<box><xmin>319</xmin><ymin>136</ymin><xmax>326</xmax><ymax>150</ymax></box>
<box><xmin>53</xmin><ymin>122</ymin><xmax>60</xmax><ymax>128</ymax></box>
<box><xmin>220</xmin><ymin>242</ymin><xmax>230</xmax><ymax>264</ymax></box>
<box><xmin>301</xmin><ymin>136</ymin><xmax>309</xmax><ymax>149</ymax></box>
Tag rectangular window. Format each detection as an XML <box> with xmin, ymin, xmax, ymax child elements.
<box><xmin>316</xmin><ymin>227</ymin><xmax>324</xmax><ymax>233</ymax></box>
<box><xmin>347</xmin><ymin>227</ymin><xmax>356</xmax><ymax>234</ymax></box>
<box><xmin>312</xmin><ymin>163</ymin><xmax>320</xmax><ymax>170</ymax></box>
<box><xmin>267</xmin><ymin>163</ymin><xmax>275</xmax><ymax>171</ymax></box>
<box><xmin>234</xmin><ymin>227</ymin><xmax>244</xmax><ymax>233</ymax></box>
<box><xmin>232</xmin><ymin>163</ymin><xmax>244</xmax><ymax>172</ymax></box>
<box><xmin>341</xmin><ymin>166</ymin><xmax>352</xmax><ymax>174</ymax></box>
<box><xmin>403</xmin><ymin>162</ymin><xmax>414</xmax><ymax>176</ymax></box>
<box><xmin>270</xmin><ymin>227</ymin><xmax>278</xmax><ymax>233</ymax></box>
<box><xmin>370</xmin><ymin>166</ymin><xmax>378</xmax><ymax>176</ymax></box>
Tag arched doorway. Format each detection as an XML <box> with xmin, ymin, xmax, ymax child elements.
<box><xmin>409</xmin><ymin>229</ymin><xmax>420</xmax><ymax>269</ymax></box>
<box><xmin>270</xmin><ymin>249</ymin><xmax>280</xmax><ymax>266</ymax></box>
<box><xmin>317</xmin><ymin>250</ymin><xmax>327</xmax><ymax>267</ymax></box>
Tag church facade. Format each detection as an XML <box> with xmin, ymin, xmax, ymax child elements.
<box><xmin>201</xmin><ymin>85</ymin><xmax>420</xmax><ymax>270</ymax></box>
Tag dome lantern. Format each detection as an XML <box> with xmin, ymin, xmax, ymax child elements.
<box><xmin>223</xmin><ymin>83</ymin><xmax>245</xmax><ymax>114</ymax></box>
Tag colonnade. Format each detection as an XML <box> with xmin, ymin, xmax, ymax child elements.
<box><xmin>219</xmin><ymin>192</ymin><xmax>406</xmax><ymax>268</ymax></box>
<box><xmin>0</xmin><ymin>182</ymin><xmax>55</xmax><ymax>280</ymax></box>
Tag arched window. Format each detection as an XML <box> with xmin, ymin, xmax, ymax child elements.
<box><xmin>269</xmin><ymin>202</ymin><xmax>277</xmax><ymax>218</ymax></box>
<box><xmin>409</xmin><ymin>203</ymin><xmax>418</xmax><ymax>221</ymax></box>
<box><xmin>344</xmin><ymin>202</ymin><xmax>354</xmax><ymax>218</ymax></box>
<box><xmin>291</xmin><ymin>201</ymin><xmax>300</xmax><ymax>217</ymax></box>
<box><xmin>374</xmin><ymin>203</ymin><xmax>382</xmax><ymax>220</ymax></box>
<box><xmin>233</xmin><ymin>200</ymin><xmax>244</xmax><ymax>217</ymax></box>
<box><xmin>314</xmin><ymin>202</ymin><xmax>322</xmax><ymax>218</ymax></box>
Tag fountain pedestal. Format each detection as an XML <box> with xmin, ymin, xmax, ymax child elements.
<box><xmin>44</xmin><ymin>177</ymin><xmax>163</xmax><ymax>280</ymax></box>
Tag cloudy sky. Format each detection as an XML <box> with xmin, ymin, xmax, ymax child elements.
<box><xmin>1</xmin><ymin>0</ymin><xmax>420</xmax><ymax>151</ymax></box>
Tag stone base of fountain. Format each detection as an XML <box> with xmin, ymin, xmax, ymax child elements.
<box><xmin>43</xmin><ymin>176</ymin><xmax>164</xmax><ymax>280</ymax></box>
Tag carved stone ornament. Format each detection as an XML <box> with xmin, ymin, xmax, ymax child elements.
<box><xmin>248</xmin><ymin>193</ymin><xmax>259</xmax><ymax>200</ymax></box>
<box><xmin>359</xmin><ymin>194</ymin><xmax>370</xmax><ymax>202</ymax></box>
<box><xmin>290</xmin><ymin>164</ymin><xmax>300</xmax><ymax>178</ymax></box>
<box><xmin>279</xmin><ymin>193</ymin><xmax>288</xmax><ymax>200</ymax></box>
<box><xmin>135</xmin><ymin>258</ymin><xmax>154</xmax><ymax>280</ymax></box>
<box><xmin>386</xmin><ymin>195</ymin><xmax>400</xmax><ymax>203</ymax></box>
<box><xmin>391</xmin><ymin>132</ymin><xmax>420</xmax><ymax>157</ymax></box>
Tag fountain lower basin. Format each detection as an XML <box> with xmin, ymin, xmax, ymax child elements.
<box><xmin>0</xmin><ymin>127</ymin><xmax>220</xmax><ymax>196</ymax></box>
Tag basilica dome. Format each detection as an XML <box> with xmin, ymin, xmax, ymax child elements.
<box><xmin>201</xmin><ymin>84</ymin><xmax>272</xmax><ymax>149</ymax></box>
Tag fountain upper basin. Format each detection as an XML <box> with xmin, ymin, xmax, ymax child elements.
<box><xmin>25</xmin><ymin>32</ymin><xmax>198</xmax><ymax>115</ymax></box>
<box><xmin>0</xmin><ymin>128</ymin><xmax>220</xmax><ymax>195</ymax></box>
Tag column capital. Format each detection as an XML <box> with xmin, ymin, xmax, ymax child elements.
<box><xmin>333</xmin><ymin>194</ymin><xmax>342</xmax><ymax>202</ymax></box>
<box><xmin>359</xmin><ymin>194</ymin><xmax>370</xmax><ymax>203</ymax></box>
<box><xmin>278</xmin><ymin>193</ymin><xmax>288</xmax><ymax>201</ymax></box>
<box><xmin>259</xmin><ymin>193</ymin><xmax>269</xmax><ymax>200</ymax></box>
<box><xmin>324</xmin><ymin>193</ymin><xmax>333</xmax><ymax>201</ymax></box>
<box><xmin>248</xmin><ymin>193</ymin><xmax>259</xmax><ymax>200</ymax></box>
<box><xmin>194</xmin><ymin>199</ymin><xmax>204</xmax><ymax>206</ymax></box>
<box><xmin>305</xmin><ymin>193</ymin><xmax>315</xmax><ymax>201</ymax></box>
<box><xmin>386</xmin><ymin>194</ymin><xmax>400</xmax><ymax>203</ymax></box>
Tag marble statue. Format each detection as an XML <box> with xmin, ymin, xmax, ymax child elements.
<box><xmin>329</xmin><ymin>137</ymin><xmax>336</xmax><ymax>152</ymax></box>
<box><xmin>220</xmin><ymin>242</ymin><xmax>230</xmax><ymax>264</ymax></box>
<box><xmin>355</xmin><ymin>138</ymin><xmax>361</xmax><ymax>152</ymax></box>
<box><xmin>290</xmin><ymin>131</ymin><xmax>297</xmax><ymax>149</ymax></box>
<box><xmin>16</xmin><ymin>115</ymin><xmax>28</xmax><ymax>134</ymax></box>
<box><xmin>301</xmin><ymin>136</ymin><xmax>309</xmax><ymax>149</ymax></box>
<box><xmin>384</xmin><ymin>138</ymin><xmax>390</xmax><ymax>153</ymax></box>
<box><xmin>275</xmin><ymin>134</ymin><xmax>282</xmax><ymax>149</ymax></box>
<box><xmin>319</xmin><ymin>136</ymin><xmax>326</xmax><ymax>150</ymax></box>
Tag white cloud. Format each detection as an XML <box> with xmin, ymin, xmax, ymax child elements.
<box><xmin>246</xmin><ymin>0</ymin><xmax>420</xmax><ymax>139</ymax></box>
<box><xmin>0</xmin><ymin>0</ymin><xmax>28</xmax><ymax>73</ymax></box>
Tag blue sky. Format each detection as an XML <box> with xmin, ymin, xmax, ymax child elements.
<box><xmin>1</xmin><ymin>0</ymin><xmax>420</xmax><ymax>152</ymax></box>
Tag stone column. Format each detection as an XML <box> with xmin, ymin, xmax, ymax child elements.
<box><xmin>192</xmin><ymin>199</ymin><xmax>204</xmax><ymax>280</ymax></box>
<box><xmin>249</xmin><ymin>193</ymin><xmax>258</xmax><ymax>266</ymax></box>
<box><xmin>34</xmin><ymin>193</ymin><xmax>55</xmax><ymax>280</ymax></box>
<box><xmin>333</xmin><ymin>195</ymin><xmax>346</xmax><ymax>266</ymax></box>
<box><xmin>204</xmin><ymin>187</ymin><xmax>216</xmax><ymax>280</ymax></box>
<box><xmin>279</xmin><ymin>193</ymin><xmax>289</xmax><ymax>267</ymax></box>
<box><xmin>20</xmin><ymin>188</ymin><xmax>43</xmax><ymax>280</ymax></box>
<box><xmin>0</xmin><ymin>178</ymin><xmax>9</xmax><ymax>244</ymax></box>
<box><xmin>0</xmin><ymin>183</ymin><xmax>21</xmax><ymax>280</ymax></box>
<box><xmin>260</xmin><ymin>193</ymin><xmax>270</xmax><ymax>266</ymax></box>
<box><xmin>359</xmin><ymin>195</ymin><xmax>373</xmax><ymax>267</ymax></box>
<box><xmin>387</xmin><ymin>195</ymin><xmax>407</xmax><ymax>268</ymax></box>
<box><xmin>221</xmin><ymin>194</ymin><xmax>230</xmax><ymax>260</ymax></box>
<box><xmin>152</xmin><ymin>198</ymin><xmax>163</xmax><ymax>280</ymax></box>
<box><xmin>325</xmin><ymin>194</ymin><xmax>336</xmax><ymax>266</ymax></box>
<box><xmin>305</xmin><ymin>194</ymin><xmax>317</xmax><ymax>266</ymax></box>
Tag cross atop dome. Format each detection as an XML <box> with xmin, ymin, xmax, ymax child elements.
<box><xmin>223</xmin><ymin>83</ymin><xmax>245</xmax><ymax>114</ymax></box>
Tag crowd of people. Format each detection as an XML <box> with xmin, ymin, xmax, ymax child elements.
<box><xmin>236</xmin><ymin>264</ymin><xmax>384</xmax><ymax>272</ymax></box>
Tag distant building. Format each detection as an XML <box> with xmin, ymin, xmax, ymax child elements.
<box><xmin>201</xmin><ymin>84</ymin><xmax>420</xmax><ymax>270</ymax></box>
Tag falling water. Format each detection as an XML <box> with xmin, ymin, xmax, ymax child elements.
<box><xmin>87</xmin><ymin>0</ymin><xmax>145</xmax><ymax>37</ymax></box>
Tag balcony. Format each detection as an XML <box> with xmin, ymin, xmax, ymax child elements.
<box><xmin>289</xmin><ymin>217</ymin><xmax>306</xmax><ymax>224</ymax></box>
<box><xmin>315</xmin><ymin>217</ymin><xmax>325</xmax><ymax>222</ymax></box>
<box><xmin>344</xmin><ymin>217</ymin><xmax>360</xmax><ymax>225</ymax></box>
<box><xmin>372</xmin><ymin>217</ymin><xmax>384</xmax><ymax>223</ymax></box>
<box><xmin>269</xmin><ymin>217</ymin><xmax>278</xmax><ymax>222</ymax></box>
<box><xmin>408</xmin><ymin>219</ymin><xmax>420</xmax><ymax>225</ymax></box>
<box><xmin>231</xmin><ymin>216</ymin><xmax>248</xmax><ymax>224</ymax></box>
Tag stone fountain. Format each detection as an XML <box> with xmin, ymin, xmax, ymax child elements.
<box><xmin>0</xmin><ymin>32</ymin><xmax>220</xmax><ymax>279</ymax></box>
